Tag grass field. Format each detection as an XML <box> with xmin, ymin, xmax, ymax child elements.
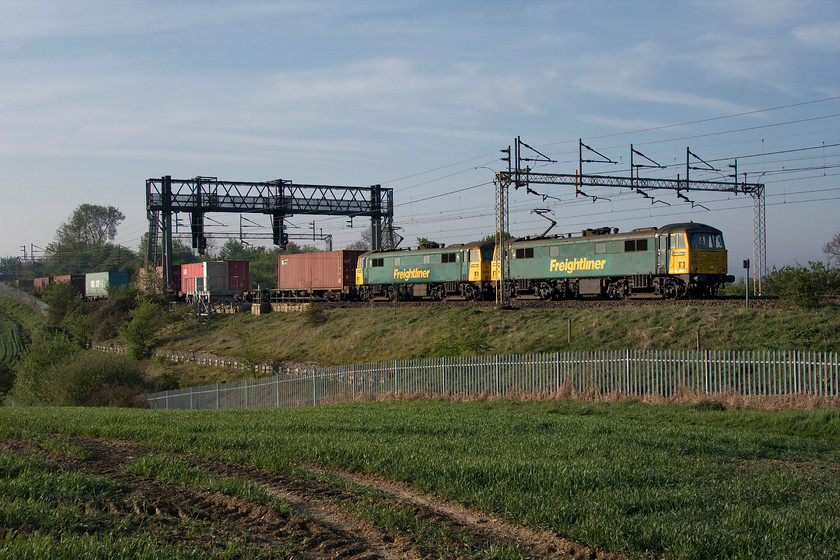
<box><xmin>1</xmin><ymin>400</ymin><xmax>838</xmax><ymax>559</ymax></box>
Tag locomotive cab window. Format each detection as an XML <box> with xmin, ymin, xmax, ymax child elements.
<box><xmin>690</xmin><ymin>232</ymin><xmax>725</xmax><ymax>249</ymax></box>
<box><xmin>441</xmin><ymin>253</ymin><xmax>457</xmax><ymax>263</ymax></box>
<box><xmin>669</xmin><ymin>233</ymin><xmax>686</xmax><ymax>249</ymax></box>
<box><xmin>514</xmin><ymin>247</ymin><xmax>534</xmax><ymax>259</ymax></box>
<box><xmin>372</xmin><ymin>258</ymin><xmax>384</xmax><ymax>267</ymax></box>
<box><xmin>624</xmin><ymin>239</ymin><xmax>648</xmax><ymax>252</ymax></box>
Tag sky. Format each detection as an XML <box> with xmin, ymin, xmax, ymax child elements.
<box><xmin>1</xmin><ymin>0</ymin><xmax>838</xmax><ymax>276</ymax></box>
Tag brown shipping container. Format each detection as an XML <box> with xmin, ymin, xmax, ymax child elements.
<box><xmin>53</xmin><ymin>275</ymin><xmax>86</xmax><ymax>295</ymax></box>
<box><xmin>278</xmin><ymin>251</ymin><xmax>364</xmax><ymax>291</ymax></box>
<box><xmin>34</xmin><ymin>277</ymin><xmax>52</xmax><ymax>292</ymax></box>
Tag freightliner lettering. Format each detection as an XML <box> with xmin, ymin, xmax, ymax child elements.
<box><xmin>549</xmin><ymin>257</ymin><xmax>607</xmax><ymax>274</ymax></box>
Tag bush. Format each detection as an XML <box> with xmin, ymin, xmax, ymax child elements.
<box><xmin>763</xmin><ymin>261</ymin><xmax>840</xmax><ymax>308</ymax></box>
<box><xmin>10</xmin><ymin>333</ymin><xmax>81</xmax><ymax>405</ymax></box>
<box><xmin>41</xmin><ymin>281</ymin><xmax>83</xmax><ymax>326</ymax></box>
<box><xmin>11</xmin><ymin>339</ymin><xmax>146</xmax><ymax>406</ymax></box>
<box><xmin>119</xmin><ymin>300</ymin><xmax>165</xmax><ymax>359</ymax></box>
<box><xmin>302</xmin><ymin>304</ymin><xmax>328</xmax><ymax>326</ymax></box>
<box><xmin>89</xmin><ymin>286</ymin><xmax>138</xmax><ymax>342</ymax></box>
<box><xmin>0</xmin><ymin>362</ymin><xmax>14</xmax><ymax>398</ymax></box>
<box><xmin>54</xmin><ymin>351</ymin><xmax>147</xmax><ymax>407</ymax></box>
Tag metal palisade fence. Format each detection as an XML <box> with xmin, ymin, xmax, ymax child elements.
<box><xmin>144</xmin><ymin>349</ymin><xmax>840</xmax><ymax>410</ymax></box>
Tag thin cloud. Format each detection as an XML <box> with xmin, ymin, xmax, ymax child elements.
<box><xmin>793</xmin><ymin>22</ymin><xmax>840</xmax><ymax>50</ymax></box>
<box><xmin>704</xmin><ymin>0</ymin><xmax>805</xmax><ymax>27</ymax></box>
<box><xmin>581</xmin><ymin>115</ymin><xmax>672</xmax><ymax>132</ymax></box>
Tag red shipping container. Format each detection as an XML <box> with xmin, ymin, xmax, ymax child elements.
<box><xmin>278</xmin><ymin>251</ymin><xmax>364</xmax><ymax>291</ymax></box>
<box><xmin>227</xmin><ymin>260</ymin><xmax>250</xmax><ymax>292</ymax></box>
<box><xmin>181</xmin><ymin>262</ymin><xmax>209</xmax><ymax>294</ymax></box>
<box><xmin>180</xmin><ymin>261</ymin><xmax>245</xmax><ymax>293</ymax></box>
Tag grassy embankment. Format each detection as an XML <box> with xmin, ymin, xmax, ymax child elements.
<box><xmin>142</xmin><ymin>302</ymin><xmax>840</xmax><ymax>387</ymax></box>
<box><xmin>1</xmin><ymin>401</ymin><xmax>838</xmax><ymax>559</ymax></box>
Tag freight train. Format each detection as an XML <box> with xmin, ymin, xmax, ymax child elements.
<box><xmin>34</xmin><ymin>261</ymin><xmax>250</xmax><ymax>303</ymax></box>
<box><xmin>33</xmin><ymin>271</ymin><xmax>130</xmax><ymax>299</ymax></box>
<box><xmin>35</xmin><ymin>223</ymin><xmax>731</xmax><ymax>305</ymax></box>
<box><xmin>278</xmin><ymin>222</ymin><xmax>734</xmax><ymax>301</ymax></box>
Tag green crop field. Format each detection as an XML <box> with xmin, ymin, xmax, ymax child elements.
<box><xmin>0</xmin><ymin>316</ymin><xmax>25</xmax><ymax>366</ymax></box>
<box><xmin>0</xmin><ymin>297</ymin><xmax>41</xmax><ymax>367</ymax></box>
<box><xmin>1</xmin><ymin>401</ymin><xmax>838</xmax><ymax>559</ymax></box>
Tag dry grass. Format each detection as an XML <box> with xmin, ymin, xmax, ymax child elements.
<box><xmin>321</xmin><ymin>379</ymin><xmax>840</xmax><ymax>411</ymax></box>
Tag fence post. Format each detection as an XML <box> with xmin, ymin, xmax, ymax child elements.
<box><xmin>313</xmin><ymin>372</ymin><xmax>317</xmax><ymax>406</ymax></box>
<box><xmin>625</xmin><ymin>349</ymin><xmax>631</xmax><ymax>395</ymax></box>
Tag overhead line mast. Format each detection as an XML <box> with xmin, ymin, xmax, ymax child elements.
<box><xmin>494</xmin><ymin>137</ymin><xmax>767</xmax><ymax>298</ymax></box>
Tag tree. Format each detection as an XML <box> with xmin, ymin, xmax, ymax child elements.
<box><xmin>824</xmin><ymin>232</ymin><xmax>840</xmax><ymax>266</ymax></box>
<box><xmin>119</xmin><ymin>300</ymin><xmax>166</xmax><ymax>359</ymax></box>
<box><xmin>219</xmin><ymin>239</ymin><xmax>250</xmax><ymax>261</ymax></box>
<box><xmin>481</xmin><ymin>232</ymin><xmax>512</xmax><ymax>242</ymax></box>
<box><xmin>55</xmin><ymin>204</ymin><xmax>125</xmax><ymax>246</ymax></box>
<box><xmin>346</xmin><ymin>228</ymin><xmax>372</xmax><ymax>251</ymax></box>
<box><xmin>417</xmin><ymin>237</ymin><xmax>442</xmax><ymax>248</ymax></box>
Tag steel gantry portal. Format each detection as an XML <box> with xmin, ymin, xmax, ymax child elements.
<box><xmin>493</xmin><ymin>138</ymin><xmax>767</xmax><ymax>306</ymax></box>
<box><xmin>146</xmin><ymin>176</ymin><xmax>394</xmax><ymax>286</ymax></box>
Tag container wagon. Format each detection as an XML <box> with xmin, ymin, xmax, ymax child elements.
<box><xmin>85</xmin><ymin>271</ymin><xmax>129</xmax><ymax>299</ymax></box>
<box><xmin>277</xmin><ymin>250</ymin><xmax>364</xmax><ymax>300</ymax></box>
<box><xmin>180</xmin><ymin>261</ymin><xmax>250</xmax><ymax>295</ymax></box>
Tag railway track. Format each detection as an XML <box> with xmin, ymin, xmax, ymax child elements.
<box><xmin>297</xmin><ymin>295</ymin><xmax>781</xmax><ymax>311</ymax></box>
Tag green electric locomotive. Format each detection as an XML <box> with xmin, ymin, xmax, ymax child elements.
<box><xmin>494</xmin><ymin>222</ymin><xmax>733</xmax><ymax>299</ymax></box>
<box><xmin>355</xmin><ymin>240</ymin><xmax>494</xmax><ymax>301</ymax></box>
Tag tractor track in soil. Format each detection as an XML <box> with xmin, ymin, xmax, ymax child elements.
<box><xmin>1</xmin><ymin>434</ymin><xmax>630</xmax><ymax>560</ymax></box>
